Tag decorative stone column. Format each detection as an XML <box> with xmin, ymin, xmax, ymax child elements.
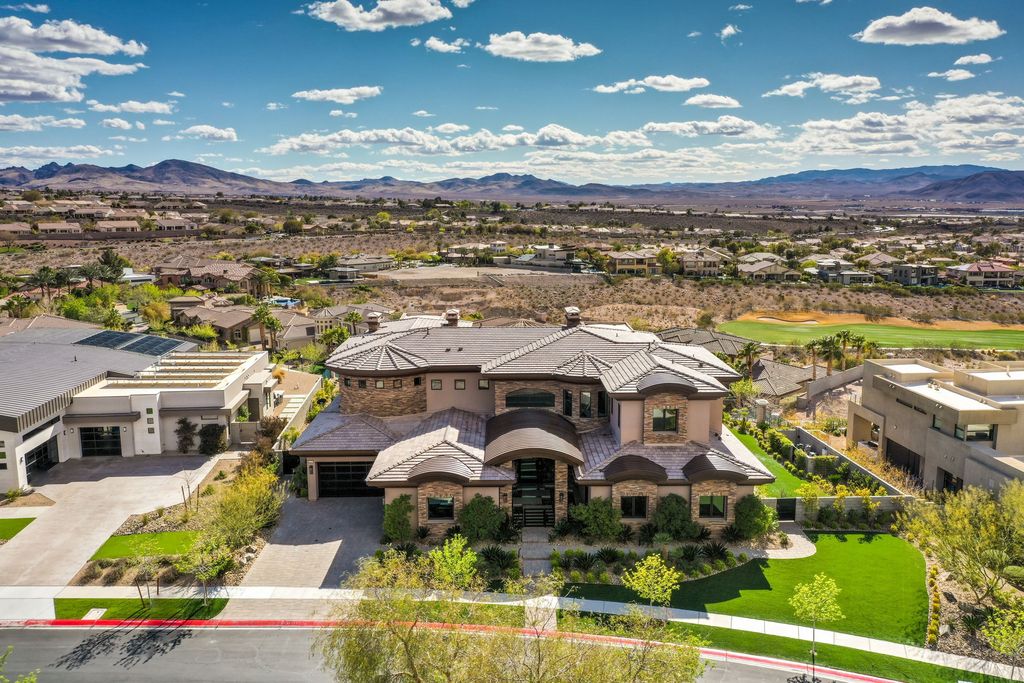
<box><xmin>554</xmin><ymin>463</ymin><xmax>569</xmax><ymax>521</ymax></box>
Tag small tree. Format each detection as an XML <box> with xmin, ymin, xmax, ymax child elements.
<box><xmin>428</xmin><ymin>535</ymin><xmax>478</xmax><ymax>590</ymax></box>
<box><xmin>790</xmin><ymin>573</ymin><xmax>845</xmax><ymax>682</ymax></box>
<box><xmin>729</xmin><ymin>377</ymin><xmax>758</xmax><ymax>409</ymax></box>
<box><xmin>175</xmin><ymin>535</ymin><xmax>233</xmax><ymax>605</ymax></box>
<box><xmin>198</xmin><ymin>424</ymin><xmax>228</xmax><ymax>455</ymax></box>
<box><xmin>733</xmin><ymin>494</ymin><xmax>779</xmax><ymax>541</ymax></box>
<box><xmin>175</xmin><ymin>417</ymin><xmax>198</xmax><ymax>454</ymax></box>
<box><xmin>622</xmin><ymin>554</ymin><xmax>681</xmax><ymax>607</ymax></box>
<box><xmin>0</xmin><ymin>646</ymin><xmax>38</xmax><ymax>683</ymax></box>
<box><xmin>382</xmin><ymin>494</ymin><xmax>414</xmax><ymax>543</ymax></box>
<box><xmin>983</xmin><ymin>604</ymin><xmax>1024</xmax><ymax>681</ymax></box>
<box><xmin>651</xmin><ymin>493</ymin><xmax>696</xmax><ymax>540</ymax></box>
<box><xmin>569</xmin><ymin>497</ymin><xmax>622</xmax><ymax>541</ymax></box>
<box><xmin>457</xmin><ymin>494</ymin><xmax>506</xmax><ymax>543</ymax></box>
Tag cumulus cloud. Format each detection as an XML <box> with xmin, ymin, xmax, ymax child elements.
<box><xmin>642</xmin><ymin>115</ymin><xmax>778</xmax><ymax>139</ymax></box>
<box><xmin>330</xmin><ymin>109</ymin><xmax>358</xmax><ymax>118</ymax></box>
<box><xmin>450</xmin><ymin>0</ymin><xmax>474</xmax><ymax>6</ymax></box>
<box><xmin>151</xmin><ymin>118</ymin><xmax>175</xmax><ymax>126</ymax></box>
<box><xmin>0</xmin><ymin>43</ymin><xmax>144</xmax><ymax>103</ymax></box>
<box><xmin>0</xmin><ymin>15</ymin><xmax>146</xmax><ymax>55</ymax></box>
<box><xmin>763</xmin><ymin>72</ymin><xmax>881</xmax><ymax>104</ymax></box>
<box><xmin>306</xmin><ymin>0</ymin><xmax>451</xmax><ymax>32</ymax></box>
<box><xmin>100</xmin><ymin>117</ymin><xmax>132</xmax><ymax>130</ymax></box>
<box><xmin>928</xmin><ymin>69</ymin><xmax>974</xmax><ymax>82</ymax></box>
<box><xmin>0</xmin><ymin>113</ymin><xmax>83</xmax><ymax>131</ymax></box>
<box><xmin>266</xmin><ymin>101</ymin><xmax>287</xmax><ymax>110</ymax></box>
<box><xmin>502</xmin><ymin>124</ymin><xmax>524</xmax><ymax>132</ymax></box>
<box><xmin>412</xmin><ymin>109</ymin><xmax>435</xmax><ymax>117</ymax></box>
<box><xmin>854</xmin><ymin>7</ymin><xmax>1004</xmax><ymax>46</ymax></box>
<box><xmin>0</xmin><ymin>144</ymin><xmax>114</xmax><ymax>164</ymax></box>
<box><xmin>431</xmin><ymin>122</ymin><xmax>469</xmax><ymax>134</ymax></box>
<box><xmin>685</xmin><ymin>94</ymin><xmax>741</xmax><ymax>108</ymax></box>
<box><xmin>686</xmin><ymin>31</ymin><xmax>701</xmax><ymax>38</ymax></box>
<box><xmin>174</xmin><ymin>124</ymin><xmax>238</xmax><ymax>141</ymax></box>
<box><xmin>291</xmin><ymin>85</ymin><xmax>382</xmax><ymax>104</ymax></box>
<box><xmin>593</xmin><ymin>74</ymin><xmax>709</xmax><ymax>94</ymax></box>
<box><xmin>717</xmin><ymin>24</ymin><xmax>740</xmax><ymax>42</ymax></box>
<box><xmin>482</xmin><ymin>31</ymin><xmax>600</xmax><ymax>62</ymax></box>
<box><xmin>424</xmin><ymin>35</ymin><xmax>468</xmax><ymax>53</ymax></box>
<box><xmin>796</xmin><ymin>0</ymin><xmax>832</xmax><ymax>5</ymax></box>
<box><xmin>954</xmin><ymin>53</ymin><xmax>993</xmax><ymax>66</ymax></box>
<box><xmin>87</xmin><ymin>99</ymin><xmax>173</xmax><ymax>114</ymax></box>
<box><xmin>167</xmin><ymin>90</ymin><xmax>185</xmax><ymax>98</ymax></box>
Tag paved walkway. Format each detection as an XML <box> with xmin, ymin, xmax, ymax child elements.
<box><xmin>736</xmin><ymin>522</ymin><xmax>817</xmax><ymax>560</ymax></box>
<box><xmin>5</xmin><ymin>584</ymin><xmax>1019</xmax><ymax>681</ymax></box>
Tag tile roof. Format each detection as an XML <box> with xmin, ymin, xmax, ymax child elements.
<box><xmin>657</xmin><ymin>328</ymin><xmax>752</xmax><ymax>357</ymax></box>
<box><xmin>292</xmin><ymin>405</ymin><xmax>398</xmax><ymax>454</ymax></box>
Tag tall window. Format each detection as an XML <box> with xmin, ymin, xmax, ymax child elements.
<box><xmin>698</xmin><ymin>495</ymin><xmax>727</xmax><ymax>519</ymax></box>
<box><xmin>597</xmin><ymin>391</ymin><xmax>608</xmax><ymax>418</ymax></box>
<box><xmin>427</xmin><ymin>497</ymin><xmax>455</xmax><ymax>520</ymax></box>
<box><xmin>505</xmin><ymin>389</ymin><xmax>556</xmax><ymax>408</ymax></box>
<box><xmin>620</xmin><ymin>495</ymin><xmax>648</xmax><ymax>519</ymax></box>
<box><xmin>652</xmin><ymin>408</ymin><xmax>678</xmax><ymax>432</ymax></box>
<box><xmin>931</xmin><ymin>415</ymin><xmax>945</xmax><ymax>432</ymax></box>
<box><xmin>562</xmin><ymin>389</ymin><xmax>573</xmax><ymax>416</ymax></box>
<box><xmin>580</xmin><ymin>391</ymin><xmax>593</xmax><ymax>418</ymax></box>
<box><xmin>80</xmin><ymin>426</ymin><xmax>123</xmax><ymax>457</ymax></box>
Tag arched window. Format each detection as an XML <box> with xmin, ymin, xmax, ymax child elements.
<box><xmin>505</xmin><ymin>389</ymin><xmax>556</xmax><ymax>409</ymax></box>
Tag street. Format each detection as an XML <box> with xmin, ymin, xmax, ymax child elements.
<box><xmin>0</xmin><ymin>626</ymin><xmax>829</xmax><ymax>682</ymax></box>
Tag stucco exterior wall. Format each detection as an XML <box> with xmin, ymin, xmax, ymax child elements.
<box><xmin>425</xmin><ymin>372</ymin><xmax>494</xmax><ymax>414</ymax></box>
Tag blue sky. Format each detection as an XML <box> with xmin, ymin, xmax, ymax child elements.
<box><xmin>0</xmin><ymin>0</ymin><xmax>1022</xmax><ymax>183</ymax></box>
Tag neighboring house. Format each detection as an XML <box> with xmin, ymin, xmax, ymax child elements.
<box><xmin>293</xmin><ymin>306</ymin><xmax>773</xmax><ymax>537</ymax></box>
<box><xmin>0</xmin><ymin>328</ymin><xmax>288</xmax><ymax>492</ymax></box>
<box><xmin>0</xmin><ymin>222</ymin><xmax>32</xmax><ymax>234</ymax></box>
<box><xmin>270</xmin><ymin>309</ymin><xmax>319</xmax><ymax>350</ymax></box>
<box><xmin>946</xmin><ymin>261</ymin><xmax>1016</xmax><ymax>289</ymax></box>
<box><xmin>152</xmin><ymin>256</ymin><xmax>259</xmax><ymax>293</ymax></box>
<box><xmin>837</xmin><ymin>270</ymin><xmax>875</xmax><ymax>286</ymax></box>
<box><xmin>738</xmin><ymin>252</ymin><xmax>783</xmax><ymax>264</ymax></box>
<box><xmin>0</xmin><ymin>314</ymin><xmax>99</xmax><ymax>337</ymax></box>
<box><xmin>121</xmin><ymin>268</ymin><xmax>156</xmax><ymax>285</ymax></box>
<box><xmin>858</xmin><ymin>252</ymin><xmax>901</xmax><ymax>269</ymax></box>
<box><xmin>750</xmin><ymin>359</ymin><xmax>820</xmax><ymax>402</ymax></box>
<box><xmin>310</xmin><ymin>303</ymin><xmax>394</xmax><ymax>336</ymax></box>
<box><xmin>173</xmin><ymin>305</ymin><xmax>257</xmax><ymax>345</ymax></box>
<box><xmin>678</xmin><ymin>248</ymin><xmax>729</xmax><ymax>278</ymax></box>
<box><xmin>657</xmin><ymin>328</ymin><xmax>753</xmax><ymax>359</ymax></box>
<box><xmin>336</xmin><ymin>255</ymin><xmax>396</xmax><ymax>273</ymax></box>
<box><xmin>849</xmin><ymin>359</ymin><xmax>1024</xmax><ymax>491</ymax></box>
<box><xmin>606</xmin><ymin>250</ymin><xmax>662</xmax><ymax>276</ymax></box>
<box><xmin>36</xmin><ymin>222</ymin><xmax>81</xmax><ymax>234</ymax></box>
<box><xmin>891</xmin><ymin>263</ymin><xmax>939</xmax><ymax>287</ymax></box>
<box><xmin>737</xmin><ymin>261</ymin><xmax>800</xmax><ymax>282</ymax></box>
<box><xmin>94</xmin><ymin>220</ymin><xmax>140</xmax><ymax>233</ymax></box>
<box><xmin>155</xmin><ymin>218</ymin><xmax>196</xmax><ymax>231</ymax></box>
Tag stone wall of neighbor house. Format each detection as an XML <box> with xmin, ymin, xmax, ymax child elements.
<box><xmin>690</xmin><ymin>480</ymin><xmax>737</xmax><ymax>532</ymax></box>
<box><xmin>494</xmin><ymin>380</ymin><xmax>608</xmax><ymax>431</ymax></box>
<box><xmin>643</xmin><ymin>392</ymin><xmax>689</xmax><ymax>444</ymax></box>
<box><xmin>417</xmin><ymin>481</ymin><xmax>463</xmax><ymax>537</ymax></box>
<box><xmin>498</xmin><ymin>462</ymin><xmax>514</xmax><ymax>516</ymax></box>
<box><xmin>338</xmin><ymin>375</ymin><xmax>427</xmax><ymax>416</ymax></box>
<box><xmin>555</xmin><ymin>463</ymin><xmax>569</xmax><ymax>521</ymax></box>
<box><xmin>611</xmin><ymin>479</ymin><xmax>659</xmax><ymax>525</ymax></box>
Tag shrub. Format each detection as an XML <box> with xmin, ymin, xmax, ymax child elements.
<box><xmin>175</xmin><ymin>418</ymin><xmax>198</xmax><ymax>454</ymax></box>
<box><xmin>197</xmin><ymin>424</ymin><xmax>228</xmax><ymax>456</ymax></box>
<box><xmin>617</xmin><ymin>524</ymin><xmax>636</xmax><ymax>543</ymax></box>
<box><xmin>416</xmin><ymin>526</ymin><xmax>430</xmax><ymax>541</ymax></box>
<box><xmin>156</xmin><ymin>506</ymin><xmax>165</xmax><ymax>517</ymax></box>
<box><xmin>207</xmin><ymin>468</ymin><xmax>284</xmax><ymax>550</ymax></box>
<box><xmin>382</xmin><ymin>495</ymin><xmax>414</xmax><ymax>543</ymax></box>
<box><xmin>1003</xmin><ymin>565</ymin><xmax>1024</xmax><ymax>586</ymax></box>
<box><xmin>549</xmin><ymin>550</ymin><xmax>562</xmax><ymax>569</ymax></box>
<box><xmin>691</xmin><ymin>525</ymin><xmax>711</xmax><ymax>542</ymax></box>
<box><xmin>677</xmin><ymin>544</ymin><xmax>702</xmax><ymax>563</ymax></box>
<box><xmin>597</xmin><ymin>547</ymin><xmax>623</xmax><ymax>564</ymax></box>
<box><xmin>569</xmin><ymin>570</ymin><xmax>583</xmax><ymax>583</ymax></box>
<box><xmin>721</xmin><ymin>524</ymin><xmax>743</xmax><ymax>543</ymax></box>
<box><xmin>733</xmin><ymin>494</ymin><xmax>779</xmax><ymax>540</ymax></box>
<box><xmin>699</xmin><ymin>563</ymin><xmax>713</xmax><ymax>576</ymax></box>
<box><xmin>738</xmin><ymin>552</ymin><xmax>748</xmax><ymax>563</ymax></box>
<box><xmin>258</xmin><ymin>415</ymin><xmax>287</xmax><ymax>441</ymax></box>
<box><xmin>393</xmin><ymin>542</ymin><xmax>420</xmax><ymax>559</ymax></box>
<box><xmin>778</xmin><ymin>532</ymin><xmax>791</xmax><ymax>549</ymax></box>
<box><xmin>214</xmin><ymin>471</ymin><xmax>227</xmax><ymax>481</ymax></box>
<box><xmin>637</xmin><ymin>522</ymin><xmax>658</xmax><ymax>546</ymax></box>
<box><xmin>480</xmin><ymin>545</ymin><xmax>518</xmax><ymax>574</ymax></box>
<box><xmin>651</xmin><ymin>493</ymin><xmax>696</xmax><ymax>540</ymax></box>
<box><xmin>290</xmin><ymin>465</ymin><xmax>308</xmax><ymax>497</ymax></box>
<box><xmin>201</xmin><ymin>484</ymin><xmax>216</xmax><ymax>497</ymax></box>
<box><xmin>573</xmin><ymin>552</ymin><xmax>598</xmax><ymax>571</ymax></box>
<box><xmin>725</xmin><ymin>553</ymin><xmax>737</xmax><ymax>568</ymax></box>
<box><xmin>817</xmin><ymin>505</ymin><xmax>842</xmax><ymax>528</ymax></box>
<box><xmin>569</xmin><ymin>498</ymin><xmax>622</xmax><ymax>541</ymax></box>
<box><xmin>701</xmin><ymin>541</ymin><xmax>728</xmax><ymax>562</ymax></box>
<box><xmin>457</xmin><ymin>494</ymin><xmax>506</xmax><ymax>543</ymax></box>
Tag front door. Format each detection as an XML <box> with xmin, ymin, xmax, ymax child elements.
<box><xmin>513</xmin><ymin>458</ymin><xmax>555</xmax><ymax>527</ymax></box>
<box><xmin>25</xmin><ymin>436</ymin><xmax>58</xmax><ymax>483</ymax></box>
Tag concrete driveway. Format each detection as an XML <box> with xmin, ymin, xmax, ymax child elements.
<box><xmin>241</xmin><ymin>496</ymin><xmax>383</xmax><ymax>589</ymax></box>
<box><xmin>0</xmin><ymin>455</ymin><xmax>218</xmax><ymax>588</ymax></box>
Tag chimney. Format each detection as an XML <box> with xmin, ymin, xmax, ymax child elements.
<box><xmin>366</xmin><ymin>311</ymin><xmax>382</xmax><ymax>332</ymax></box>
<box><xmin>564</xmin><ymin>306</ymin><xmax>581</xmax><ymax>328</ymax></box>
<box><xmin>444</xmin><ymin>308</ymin><xmax>460</xmax><ymax>327</ymax></box>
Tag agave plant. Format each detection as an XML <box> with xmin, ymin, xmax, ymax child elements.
<box><xmin>597</xmin><ymin>547</ymin><xmax>623</xmax><ymax>564</ymax></box>
<box><xmin>701</xmin><ymin>541</ymin><xmax>729</xmax><ymax>562</ymax></box>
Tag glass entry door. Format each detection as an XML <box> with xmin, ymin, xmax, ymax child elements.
<box><xmin>513</xmin><ymin>458</ymin><xmax>555</xmax><ymax>527</ymax></box>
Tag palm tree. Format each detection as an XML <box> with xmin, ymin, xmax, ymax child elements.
<box><xmin>29</xmin><ymin>266</ymin><xmax>56</xmax><ymax>302</ymax></box>
<box><xmin>52</xmin><ymin>268</ymin><xmax>72</xmax><ymax>298</ymax></box>
<box><xmin>804</xmin><ymin>338</ymin><xmax>822</xmax><ymax>381</ymax></box>
<box><xmin>818</xmin><ymin>335</ymin><xmax>843</xmax><ymax>377</ymax></box>
<box><xmin>1</xmin><ymin>294</ymin><xmax>35</xmax><ymax>318</ymax></box>
<box><xmin>834</xmin><ymin>329</ymin><xmax>857</xmax><ymax>372</ymax></box>
<box><xmin>265</xmin><ymin>315</ymin><xmax>283</xmax><ymax>351</ymax></box>
<box><xmin>78</xmin><ymin>263</ymin><xmax>104</xmax><ymax>289</ymax></box>
<box><xmin>857</xmin><ymin>338</ymin><xmax>879</xmax><ymax>364</ymax></box>
<box><xmin>343</xmin><ymin>311</ymin><xmax>364</xmax><ymax>334</ymax></box>
<box><xmin>98</xmin><ymin>247</ymin><xmax>128</xmax><ymax>271</ymax></box>
<box><xmin>252</xmin><ymin>303</ymin><xmax>272</xmax><ymax>349</ymax></box>
<box><xmin>737</xmin><ymin>341</ymin><xmax>762</xmax><ymax>378</ymax></box>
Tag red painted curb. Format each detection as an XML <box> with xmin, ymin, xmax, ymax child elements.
<box><xmin>5</xmin><ymin>618</ymin><xmax>897</xmax><ymax>683</ymax></box>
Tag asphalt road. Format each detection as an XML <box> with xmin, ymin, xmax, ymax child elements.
<box><xmin>0</xmin><ymin>627</ymin><xmax>832</xmax><ymax>682</ymax></box>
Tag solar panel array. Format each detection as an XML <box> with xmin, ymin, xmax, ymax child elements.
<box><xmin>75</xmin><ymin>330</ymin><xmax>183</xmax><ymax>357</ymax></box>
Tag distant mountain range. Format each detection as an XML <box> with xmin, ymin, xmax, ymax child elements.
<box><xmin>1</xmin><ymin>159</ymin><xmax>1022</xmax><ymax>204</ymax></box>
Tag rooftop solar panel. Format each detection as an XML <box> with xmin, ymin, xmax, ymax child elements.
<box><xmin>122</xmin><ymin>336</ymin><xmax>182</xmax><ymax>356</ymax></box>
<box><xmin>74</xmin><ymin>330</ymin><xmax>138</xmax><ymax>349</ymax></box>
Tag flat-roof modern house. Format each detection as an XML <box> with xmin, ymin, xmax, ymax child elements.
<box><xmin>293</xmin><ymin>307</ymin><xmax>772</xmax><ymax>535</ymax></box>
<box><xmin>848</xmin><ymin>359</ymin><xmax>1024</xmax><ymax>492</ymax></box>
<box><xmin>0</xmin><ymin>327</ymin><xmax>284</xmax><ymax>492</ymax></box>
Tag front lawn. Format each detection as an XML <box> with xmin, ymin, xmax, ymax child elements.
<box><xmin>54</xmin><ymin>598</ymin><xmax>228</xmax><ymax>621</ymax></box>
<box><xmin>734</xmin><ymin>431</ymin><xmax>805</xmax><ymax>497</ymax></box>
<box><xmin>0</xmin><ymin>517</ymin><xmax>34</xmax><ymax>541</ymax></box>
<box><xmin>90</xmin><ymin>530</ymin><xmax>199</xmax><ymax>560</ymax></box>
<box><xmin>572</xmin><ymin>533</ymin><xmax>927</xmax><ymax>644</ymax></box>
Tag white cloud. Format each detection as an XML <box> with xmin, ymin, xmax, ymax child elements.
<box><xmin>167</xmin><ymin>90</ymin><xmax>185</xmax><ymax>98</ymax></box>
<box><xmin>685</xmin><ymin>94</ymin><xmax>741</xmax><ymax>109</ymax></box>
<box><xmin>475</xmin><ymin>105</ymin><xmax>498</xmax><ymax>111</ymax></box>
<box><xmin>0</xmin><ymin>15</ymin><xmax>146</xmax><ymax>55</ymax></box>
<box><xmin>594</xmin><ymin>74</ymin><xmax>709</xmax><ymax>95</ymax></box>
<box><xmin>482</xmin><ymin>31</ymin><xmax>601</xmax><ymax>62</ymax></box>
<box><xmin>928</xmin><ymin>69</ymin><xmax>974</xmax><ymax>82</ymax></box>
<box><xmin>291</xmin><ymin>85</ymin><xmax>382</xmax><ymax>104</ymax></box>
<box><xmin>686</xmin><ymin>31</ymin><xmax>701</xmax><ymax>38</ymax></box>
<box><xmin>729</xmin><ymin>4</ymin><xmax>752</xmax><ymax>11</ymax></box>
<box><xmin>152</xmin><ymin>118</ymin><xmax>175</xmax><ymax>126</ymax></box>
<box><xmin>717</xmin><ymin>24</ymin><xmax>740</xmax><ymax>42</ymax></box>
<box><xmin>266</xmin><ymin>101</ymin><xmax>287</xmax><ymax>110</ymax></box>
<box><xmin>221</xmin><ymin>101</ymin><xmax>234</xmax><ymax>108</ymax></box>
<box><xmin>431</xmin><ymin>122</ymin><xmax>469</xmax><ymax>134</ymax></box>
<box><xmin>87</xmin><ymin>99</ymin><xmax>173</xmax><ymax>114</ymax></box>
<box><xmin>424</xmin><ymin>35</ymin><xmax>468</xmax><ymax>53</ymax></box>
<box><xmin>306</xmin><ymin>0</ymin><xmax>451</xmax><ymax>32</ymax></box>
<box><xmin>954</xmin><ymin>53</ymin><xmax>993</xmax><ymax>66</ymax></box>
<box><xmin>0</xmin><ymin>44</ymin><xmax>144</xmax><ymax>104</ymax></box>
<box><xmin>502</xmin><ymin>124</ymin><xmax>524</xmax><ymax>132</ymax></box>
<box><xmin>412</xmin><ymin>109</ymin><xmax>435</xmax><ymax>117</ymax></box>
<box><xmin>0</xmin><ymin>113</ymin><xmax>83</xmax><ymax>131</ymax></box>
<box><xmin>409</xmin><ymin>37</ymin><xmax>421</xmax><ymax>46</ymax></box>
<box><xmin>796</xmin><ymin>0</ymin><xmax>832</xmax><ymax>5</ymax></box>
<box><xmin>100</xmin><ymin>117</ymin><xmax>132</xmax><ymax>130</ymax></box>
<box><xmin>763</xmin><ymin>72</ymin><xmax>881</xmax><ymax>104</ymax></box>
<box><xmin>108</xmin><ymin>135</ymin><xmax>145</xmax><ymax>142</ymax></box>
<box><xmin>329</xmin><ymin>109</ymin><xmax>358</xmax><ymax>118</ymax></box>
<box><xmin>450</xmin><ymin>0</ymin><xmax>474</xmax><ymax>7</ymax></box>
<box><xmin>134</xmin><ymin>120</ymin><xmax>144</xmax><ymax>130</ymax></box>
<box><xmin>854</xmin><ymin>7</ymin><xmax>1004</xmax><ymax>46</ymax></box>
<box><xmin>642</xmin><ymin>115</ymin><xmax>778</xmax><ymax>139</ymax></box>
<box><xmin>0</xmin><ymin>144</ymin><xmax>114</xmax><ymax>163</ymax></box>
<box><xmin>1</xmin><ymin>3</ymin><xmax>49</xmax><ymax>12</ymax></box>
<box><xmin>177</xmin><ymin>124</ymin><xmax>238</xmax><ymax>141</ymax></box>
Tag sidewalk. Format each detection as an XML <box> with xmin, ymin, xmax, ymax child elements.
<box><xmin>2</xmin><ymin>584</ymin><xmax>1020</xmax><ymax>681</ymax></box>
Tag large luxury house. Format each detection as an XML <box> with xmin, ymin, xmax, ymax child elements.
<box><xmin>293</xmin><ymin>307</ymin><xmax>773</xmax><ymax>534</ymax></box>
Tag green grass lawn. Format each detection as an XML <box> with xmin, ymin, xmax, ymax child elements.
<box><xmin>0</xmin><ymin>517</ymin><xmax>34</xmax><ymax>541</ymax></box>
<box><xmin>90</xmin><ymin>530</ymin><xmax>199</xmax><ymax>560</ymax></box>
<box><xmin>572</xmin><ymin>533</ymin><xmax>927</xmax><ymax>644</ymax></box>
<box><xmin>54</xmin><ymin>598</ymin><xmax>228</xmax><ymax>621</ymax></box>
<box><xmin>718</xmin><ymin>320</ymin><xmax>1024</xmax><ymax>349</ymax></box>
<box><xmin>733</xmin><ymin>431</ymin><xmax>805</xmax><ymax>497</ymax></box>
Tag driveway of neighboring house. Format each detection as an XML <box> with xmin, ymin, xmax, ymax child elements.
<box><xmin>241</xmin><ymin>496</ymin><xmax>383</xmax><ymax>589</ymax></box>
<box><xmin>0</xmin><ymin>455</ymin><xmax>219</xmax><ymax>588</ymax></box>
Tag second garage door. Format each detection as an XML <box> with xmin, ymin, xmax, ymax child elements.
<box><xmin>317</xmin><ymin>462</ymin><xmax>381</xmax><ymax>497</ymax></box>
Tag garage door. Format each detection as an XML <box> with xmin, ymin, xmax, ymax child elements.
<box><xmin>317</xmin><ymin>462</ymin><xmax>381</xmax><ymax>497</ymax></box>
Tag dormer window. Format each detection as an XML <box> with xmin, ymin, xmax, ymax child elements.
<box><xmin>652</xmin><ymin>408</ymin><xmax>678</xmax><ymax>432</ymax></box>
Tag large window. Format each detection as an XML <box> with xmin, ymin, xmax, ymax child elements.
<box><xmin>597</xmin><ymin>391</ymin><xmax>608</xmax><ymax>418</ymax></box>
<box><xmin>505</xmin><ymin>389</ymin><xmax>556</xmax><ymax>408</ymax></box>
<box><xmin>620</xmin><ymin>495</ymin><xmax>648</xmax><ymax>519</ymax></box>
<box><xmin>80</xmin><ymin>426</ymin><xmax>122</xmax><ymax>457</ymax></box>
<box><xmin>580</xmin><ymin>391</ymin><xmax>593</xmax><ymax>418</ymax></box>
<box><xmin>931</xmin><ymin>414</ymin><xmax>945</xmax><ymax>432</ymax></box>
<box><xmin>956</xmin><ymin>424</ymin><xmax>995</xmax><ymax>441</ymax></box>
<box><xmin>698</xmin><ymin>495</ymin><xmax>727</xmax><ymax>519</ymax></box>
<box><xmin>427</xmin><ymin>496</ymin><xmax>455</xmax><ymax>520</ymax></box>
<box><xmin>562</xmin><ymin>390</ymin><xmax>573</xmax><ymax>416</ymax></box>
<box><xmin>652</xmin><ymin>408</ymin><xmax>678</xmax><ymax>432</ymax></box>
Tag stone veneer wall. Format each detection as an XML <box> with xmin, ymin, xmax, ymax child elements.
<box><xmin>417</xmin><ymin>481</ymin><xmax>463</xmax><ymax>537</ymax></box>
<box><xmin>555</xmin><ymin>463</ymin><xmax>569</xmax><ymax>521</ymax></box>
<box><xmin>338</xmin><ymin>375</ymin><xmax>427</xmax><ymax>416</ymax></box>
<box><xmin>493</xmin><ymin>380</ymin><xmax>608</xmax><ymax>431</ymax></box>
<box><xmin>689</xmin><ymin>480</ymin><xmax>737</xmax><ymax>531</ymax></box>
<box><xmin>643</xmin><ymin>391</ymin><xmax>689</xmax><ymax>444</ymax></box>
<box><xmin>611</xmin><ymin>479</ymin><xmax>658</xmax><ymax>526</ymax></box>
